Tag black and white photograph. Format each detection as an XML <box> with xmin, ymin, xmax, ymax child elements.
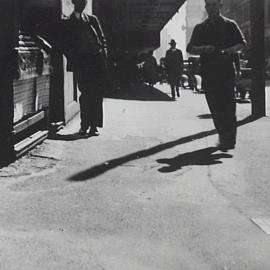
<box><xmin>0</xmin><ymin>0</ymin><xmax>270</xmax><ymax>269</ymax></box>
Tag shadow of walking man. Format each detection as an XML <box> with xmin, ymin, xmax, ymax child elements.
<box><xmin>67</xmin><ymin>115</ymin><xmax>257</xmax><ymax>181</ymax></box>
<box><xmin>49</xmin><ymin>132</ymin><xmax>91</xmax><ymax>141</ymax></box>
<box><xmin>157</xmin><ymin>147</ymin><xmax>233</xmax><ymax>173</ymax></box>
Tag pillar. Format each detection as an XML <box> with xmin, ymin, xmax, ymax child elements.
<box><xmin>250</xmin><ymin>0</ymin><xmax>266</xmax><ymax>117</ymax></box>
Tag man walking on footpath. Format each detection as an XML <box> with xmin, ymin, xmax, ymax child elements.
<box><xmin>63</xmin><ymin>0</ymin><xmax>107</xmax><ymax>136</ymax></box>
<box><xmin>165</xmin><ymin>39</ymin><xmax>183</xmax><ymax>100</ymax></box>
<box><xmin>187</xmin><ymin>0</ymin><xmax>246</xmax><ymax>151</ymax></box>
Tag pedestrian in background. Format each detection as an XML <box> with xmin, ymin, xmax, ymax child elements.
<box><xmin>143</xmin><ymin>50</ymin><xmax>158</xmax><ymax>87</ymax></box>
<box><xmin>187</xmin><ymin>0</ymin><xmax>246</xmax><ymax>151</ymax></box>
<box><xmin>62</xmin><ymin>0</ymin><xmax>107</xmax><ymax>136</ymax></box>
<box><xmin>165</xmin><ymin>39</ymin><xmax>183</xmax><ymax>100</ymax></box>
<box><xmin>157</xmin><ymin>57</ymin><xmax>167</xmax><ymax>84</ymax></box>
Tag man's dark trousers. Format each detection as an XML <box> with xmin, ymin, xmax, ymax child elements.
<box><xmin>204</xmin><ymin>78</ymin><xmax>236</xmax><ymax>146</ymax></box>
<box><xmin>76</xmin><ymin>54</ymin><xmax>105</xmax><ymax>131</ymax></box>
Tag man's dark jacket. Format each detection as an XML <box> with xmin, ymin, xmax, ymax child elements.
<box><xmin>164</xmin><ymin>49</ymin><xmax>183</xmax><ymax>74</ymax></box>
<box><xmin>60</xmin><ymin>12</ymin><xmax>107</xmax><ymax>72</ymax></box>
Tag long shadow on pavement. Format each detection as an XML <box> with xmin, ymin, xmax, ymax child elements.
<box><xmin>49</xmin><ymin>132</ymin><xmax>95</xmax><ymax>141</ymax></box>
<box><xmin>68</xmin><ymin>115</ymin><xmax>258</xmax><ymax>181</ymax></box>
<box><xmin>106</xmin><ymin>82</ymin><xmax>172</xmax><ymax>101</ymax></box>
<box><xmin>157</xmin><ymin>146</ymin><xmax>232</xmax><ymax>173</ymax></box>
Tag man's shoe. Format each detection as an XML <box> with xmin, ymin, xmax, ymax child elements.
<box><xmin>89</xmin><ymin>127</ymin><xmax>100</xmax><ymax>136</ymax></box>
<box><xmin>217</xmin><ymin>142</ymin><xmax>235</xmax><ymax>152</ymax></box>
<box><xmin>79</xmin><ymin>128</ymin><xmax>88</xmax><ymax>137</ymax></box>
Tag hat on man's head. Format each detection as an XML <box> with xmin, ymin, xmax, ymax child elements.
<box><xmin>169</xmin><ymin>39</ymin><xmax>176</xmax><ymax>45</ymax></box>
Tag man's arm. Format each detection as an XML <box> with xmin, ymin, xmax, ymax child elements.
<box><xmin>90</xmin><ymin>15</ymin><xmax>107</xmax><ymax>57</ymax></box>
<box><xmin>222</xmin><ymin>21</ymin><xmax>247</xmax><ymax>55</ymax></box>
<box><xmin>222</xmin><ymin>43</ymin><xmax>246</xmax><ymax>55</ymax></box>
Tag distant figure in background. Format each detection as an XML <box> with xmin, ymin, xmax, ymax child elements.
<box><xmin>165</xmin><ymin>39</ymin><xmax>183</xmax><ymax>100</ymax></box>
<box><xmin>143</xmin><ymin>50</ymin><xmax>158</xmax><ymax>87</ymax></box>
<box><xmin>157</xmin><ymin>57</ymin><xmax>167</xmax><ymax>84</ymax></box>
<box><xmin>187</xmin><ymin>0</ymin><xmax>246</xmax><ymax>151</ymax></box>
<box><xmin>62</xmin><ymin>0</ymin><xmax>107</xmax><ymax>136</ymax></box>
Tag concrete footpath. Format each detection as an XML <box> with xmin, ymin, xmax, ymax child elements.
<box><xmin>0</xmin><ymin>83</ymin><xmax>270</xmax><ymax>270</ymax></box>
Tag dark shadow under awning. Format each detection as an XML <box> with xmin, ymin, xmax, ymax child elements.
<box><xmin>93</xmin><ymin>0</ymin><xmax>186</xmax><ymax>53</ymax></box>
<box><xmin>125</xmin><ymin>0</ymin><xmax>186</xmax><ymax>32</ymax></box>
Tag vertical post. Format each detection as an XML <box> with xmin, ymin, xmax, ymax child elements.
<box><xmin>0</xmin><ymin>0</ymin><xmax>18</xmax><ymax>166</ymax></box>
<box><xmin>250</xmin><ymin>0</ymin><xmax>266</xmax><ymax>117</ymax></box>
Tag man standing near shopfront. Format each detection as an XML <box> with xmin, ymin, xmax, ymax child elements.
<box><xmin>63</xmin><ymin>0</ymin><xmax>107</xmax><ymax>136</ymax></box>
<box><xmin>187</xmin><ymin>0</ymin><xmax>246</xmax><ymax>151</ymax></box>
<box><xmin>165</xmin><ymin>39</ymin><xmax>183</xmax><ymax>100</ymax></box>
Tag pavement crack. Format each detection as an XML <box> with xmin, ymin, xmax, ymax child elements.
<box><xmin>29</xmin><ymin>154</ymin><xmax>61</xmax><ymax>161</ymax></box>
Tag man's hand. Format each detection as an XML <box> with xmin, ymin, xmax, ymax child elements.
<box><xmin>221</xmin><ymin>48</ymin><xmax>234</xmax><ymax>55</ymax></box>
<box><xmin>221</xmin><ymin>43</ymin><xmax>246</xmax><ymax>55</ymax></box>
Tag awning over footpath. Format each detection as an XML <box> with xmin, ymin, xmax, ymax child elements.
<box><xmin>94</xmin><ymin>0</ymin><xmax>186</xmax><ymax>53</ymax></box>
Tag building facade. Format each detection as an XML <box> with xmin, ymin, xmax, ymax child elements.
<box><xmin>154</xmin><ymin>4</ymin><xmax>187</xmax><ymax>61</ymax></box>
<box><xmin>154</xmin><ymin>0</ymin><xmax>207</xmax><ymax>61</ymax></box>
<box><xmin>0</xmin><ymin>0</ymin><xmax>93</xmax><ymax>160</ymax></box>
<box><xmin>222</xmin><ymin>0</ymin><xmax>270</xmax><ymax>64</ymax></box>
<box><xmin>185</xmin><ymin>0</ymin><xmax>206</xmax><ymax>50</ymax></box>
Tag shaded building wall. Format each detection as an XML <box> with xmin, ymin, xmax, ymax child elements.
<box><xmin>93</xmin><ymin>0</ymin><xmax>127</xmax><ymax>58</ymax></box>
<box><xmin>154</xmin><ymin>2</ymin><xmax>187</xmax><ymax>62</ymax></box>
<box><xmin>265</xmin><ymin>0</ymin><xmax>270</xmax><ymax>62</ymax></box>
<box><xmin>222</xmin><ymin>0</ymin><xmax>270</xmax><ymax>68</ymax></box>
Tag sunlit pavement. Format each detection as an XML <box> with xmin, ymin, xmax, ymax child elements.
<box><xmin>0</xmin><ymin>83</ymin><xmax>270</xmax><ymax>270</ymax></box>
